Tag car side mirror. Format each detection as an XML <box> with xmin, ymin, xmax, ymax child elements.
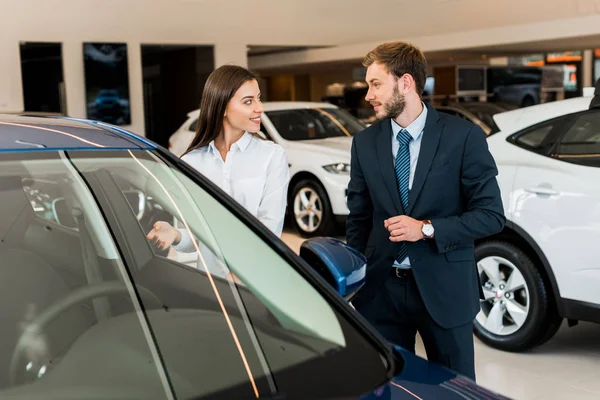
<box><xmin>299</xmin><ymin>237</ymin><xmax>366</xmax><ymax>302</ymax></box>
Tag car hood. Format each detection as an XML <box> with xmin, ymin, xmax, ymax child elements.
<box><xmin>360</xmin><ymin>346</ymin><xmax>510</xmax><ymax>400</ymax></box>
<box><xmin>285</xmin><ymin>136</ymin><xmax>352</xmax><ymax>160</ymax></box>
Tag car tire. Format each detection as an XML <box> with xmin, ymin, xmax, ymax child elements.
<box><xmin>473</xmin><ymin>241</ymin><xmax>559</xmax><ymax>352</ymax></box>
<box><xmin>289</xmin><ymin>179</ymin><xmax>334</xmax><ymax>238</ymax></box>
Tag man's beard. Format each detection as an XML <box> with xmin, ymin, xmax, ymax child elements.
<box><xmin>378</xmin><ymin>85</ymin><xmax>406</xmax><ymax>120</ymax></box>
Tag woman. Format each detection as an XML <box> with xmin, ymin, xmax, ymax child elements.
<box><xmin>147</xmin><ymin>65</ymin><xmax>290</xmax><ymax>253</ymax></box>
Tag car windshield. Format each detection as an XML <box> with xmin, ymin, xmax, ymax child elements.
<box><xmin>0</xmin><ymin>149</ymin><xmax>387</xmax><ymax>399</ymax></box>
<box><xmin>266</xmin><ymin>107</ymin><xmax>366</xmax><ymax>141</ymax></box>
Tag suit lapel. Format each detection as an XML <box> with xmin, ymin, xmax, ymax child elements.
<box><xmin>375</xmin><ymin>120</ymin><xmax>403</xmax><ymax>215</ymax></box>
<box><xmin>407</xmin><ymin>106</ymin><xmax>443</xmax><ymax>214</ymax></box>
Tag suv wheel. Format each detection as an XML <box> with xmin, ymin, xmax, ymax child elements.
<box><xmin>290</xmin><ymin>179</ymin><xmax>334</xmax><ymax>237</ymax></box>
<box><xmin>474</xmin><ymin>241</ymin><xmax>561</xmax><ymax>352</ymax></box>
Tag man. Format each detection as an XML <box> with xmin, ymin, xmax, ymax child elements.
<box><xmin>346</xmin><ymin>41</ymin><xmax>505</xmax><ymax>381</ymax></box>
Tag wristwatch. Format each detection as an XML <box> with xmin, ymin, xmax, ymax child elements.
<box><xmin>421</xmin><ymin>220</ymin><xmax>434</xmax><ymax>239</ymax></box>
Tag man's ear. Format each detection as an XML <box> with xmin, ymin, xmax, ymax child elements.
<box><xmin>401</xmin><ymin>74</ymin><xmax>415</xmax><ymax>94</ymax></box>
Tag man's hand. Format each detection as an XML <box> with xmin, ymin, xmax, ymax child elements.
<box><xmin>146</xmin><ymin>221</ymin><xmax>182</xmax><ymax>250</ymax></box>
<box><xmin>384</xmin><ymin>215</ymin><xmax>424</xmax><ymax>242</ymax></box>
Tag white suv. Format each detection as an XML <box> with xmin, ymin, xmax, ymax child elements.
<box><xmin>475</xmin><ymin>95</ymin><xmax>600</xmax><ymax>351</ymax></box>
<box><xmin>169</xmin><ymin>102</ymin><xmax>366</xmax><ymax>237</ymax></box>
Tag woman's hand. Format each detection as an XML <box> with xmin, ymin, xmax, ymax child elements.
<box><xmin>146</xmin><ymin>221</ymin><xmax>182</xmax><ymax>250</ymax></box>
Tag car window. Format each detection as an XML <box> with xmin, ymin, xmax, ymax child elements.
<box><xmin>512</xmin><ymin>121</ymin><xmax>557</xmax><ymax>153</ymax></box>
<box><xmin>0</xmin><ymin>152</ymin><xmax>169</xmax><ymax>398</ymax></box>
<box><xmin>188</xmin><ymin>117</ymin><xmax>198</xmax><ymax>132</ymax></box>
<box><xmin>516</xmin><ymin>124</ymin><xmax>554</xmax><ymax>148</ymax></box>
<box><xmin>555</xmin><ymin>110</ymin><xmax>600</xmax><ymax>167</ymax></box>
<box><xmin>64</xmin><ymin>150</ymin><xmax>389</xmax><ymax>399</ymax></box>
<box><xmin>266</xmin><ymin>108</ymin><xmax>365</xmax><ymax>141</ymax></box>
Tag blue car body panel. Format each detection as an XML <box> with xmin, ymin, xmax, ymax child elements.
<box><xmin>360</xmin><ymin>346</ymin><xmax>510</xmax><ymax>399</ymax></box>
<box><xmin>300</xmin><ymin>237</ymin><xmax>366</xmax><ymax>298</ymax></box>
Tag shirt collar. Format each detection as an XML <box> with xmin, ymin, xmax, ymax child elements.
<box><xmin>391</xmin><ymin>102</ymin><xmax>428</xmax><ymax>141</ymax></box>
<box><xmin>234</xmin><ymin>132</ymin><xmax>253</xmax><ymax>152</ymax></box>
<box><xmin>207</xmin><ymin>132</ymin><xmax>252</xmax><ymax>156</ymax></box>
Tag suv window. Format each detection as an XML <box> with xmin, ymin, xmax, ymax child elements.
<box><xmin>516</xmin><ymin>124</ymin><xmax>554</xmax><ymax>148</ymax></box>
<box><xmin>266</xmin><ymin>108</ymin><xmax>365</xmax><ymax>141</ymax></box>
<box><xmin>511</xmin><ymin>120</ymin><xmax>559</xmax><ymax>154</ymax></box>
<box><xmin>555</xmin><ymin>110</ymin><xmax>600</xmax><ymax>167</ymax></box>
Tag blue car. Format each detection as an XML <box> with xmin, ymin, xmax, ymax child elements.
<box><xmin>0</xmin><ymin>115</ymin><xmax>510</xmax><ymax>399</ymax></box>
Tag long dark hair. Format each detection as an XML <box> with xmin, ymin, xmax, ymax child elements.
<box><xmin>182</xmin><ymin>65</ymin><xmax>260</xmax><ymax>157</ymax></box>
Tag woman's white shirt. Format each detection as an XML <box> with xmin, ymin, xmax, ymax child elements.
<box><xmin>175</xmin><ymin>132</ymin><xmax>290</xmax><ymax>253</ymax></box>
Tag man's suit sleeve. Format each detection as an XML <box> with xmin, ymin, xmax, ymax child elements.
<box><xmin>430</xmin><ymin>125</ymin><xmax>505</xmax><ymax>253</ymax></box>
<box><xmin>346</xmin><ymin>136</ymin><xmax>373</xmax><ymax>254</ymax></box>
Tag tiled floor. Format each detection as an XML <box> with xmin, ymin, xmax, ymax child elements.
<box><xmin>281</xmin><ymin>228</ymin><xmax>600</xmax><ymax>400</ymax></box>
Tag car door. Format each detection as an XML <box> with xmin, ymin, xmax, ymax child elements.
<box><xmin>66</xmin><ymin>149</ymin><xmax>394</xmax><ymax>400</ymax></box>
<box><xmin>510</xmin><ymin>108</ymin><xmax>600</xmax><ymax>306</ymax></box>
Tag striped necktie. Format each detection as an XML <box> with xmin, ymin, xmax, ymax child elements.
<box><xmin>394</xmin><ymin>128</ymin><xmax>412</xmax><ymax>264</ymax></box>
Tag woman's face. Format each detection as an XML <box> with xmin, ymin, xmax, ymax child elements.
<box><xmin>224</xmin><ymin>79</ymin><xmax>264</xmax><ymax>133</ymax></box>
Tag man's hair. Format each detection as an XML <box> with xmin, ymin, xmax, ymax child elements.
<box><xmin>363</xmin><ymin>41</ymin><xmax>428</xmax><ymax>97</ymax></box>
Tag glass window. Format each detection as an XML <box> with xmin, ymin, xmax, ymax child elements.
<box><xmin>188</xmin><ymin>117</ymin><xmax>198</xmax><ymax>132</ymax></box>
<box><xmin>0</xmin><ymin>152</ymin><xmax>168</xmax><ymax>398</ymax></box>
<box><xmin>514</xmin><ymin>123</ymin><xmax>555</xmax><ymax>150</ymax></box>
<box><xmin>556</xmin><ymin>111</ymin><xmax>600</xmax><ymax>167</ymax></box>
<box><xmin>63</xmin><ymin>150</ymin><xmax>388</xmax><ymax>399</ymax></box>
<box><xmin>266</xmin><ymin>108</ymin><xmax>365</xmax><ymax>141</ymax></box>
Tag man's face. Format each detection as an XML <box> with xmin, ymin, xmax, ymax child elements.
<box><xmin>365</xmin><ymin>62</ymin><xmax>406</xmax><ymax>120</ymax></box>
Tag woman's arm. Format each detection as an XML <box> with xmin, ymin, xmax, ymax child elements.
<box><xmin>256</xmin><ymin>146</ymin><xmax>290</xmax><ymax>237</ymax></box>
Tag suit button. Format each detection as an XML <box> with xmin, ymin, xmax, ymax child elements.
<box><xmin>445</xmin><ymin>245</ymin><xmax>450</xmax><ymax>250</ymax></box>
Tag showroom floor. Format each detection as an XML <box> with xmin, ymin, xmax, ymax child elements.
<box><xmin>281</xmin><ymin>228</ymin><xmax>600</xmax><ymax>400</ymax></box>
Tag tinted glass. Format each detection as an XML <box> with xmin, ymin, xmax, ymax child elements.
<box><xmin>48</xmin><ymin>150</ymin><xmax>388</xmax><ymax>399</ymax></box>
<box><xmin>0</xmin><ymin>152</ymin><xmax>168</xmax><ymax>399</ymax></box>
<box><xmin>556</xmin><ymin>111</ymin><xmax>600</xmax><ymax>167</ymax></box>
<box><xmin>514</xmin><ymin>123</ymin><xmax>555</xmax><ymax>150</ymax></box>
<box><xmin>267</xmin><ymin>108</ymin><xmax>366</xmax><ymax>141</ymax></box>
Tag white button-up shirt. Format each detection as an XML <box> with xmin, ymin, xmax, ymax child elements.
<box><xmin>178</xmin><ymin>132</ymin><xmax>290</xmax><ymax>245</ymax></box>
<box><xmin>391</xmin><ymin>103</ymin><xmax>428</xmax><ymax>267</ymax></box>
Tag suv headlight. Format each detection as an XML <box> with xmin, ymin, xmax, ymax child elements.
<box><xmin>323</xmin><ymin>163</ymin><xmax>351</xmax><ymax>174</ymax></box>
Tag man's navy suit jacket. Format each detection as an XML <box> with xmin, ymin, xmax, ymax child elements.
<box><xmin>347</xmin><ymin>105</ymin><xmax>506</xmax><ymax>329</ymax></box>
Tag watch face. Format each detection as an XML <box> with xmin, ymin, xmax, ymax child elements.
<box><xmin>423</xmin><ymin>224</ymin><xmax>434</xmax><ymax>236</ymax></box>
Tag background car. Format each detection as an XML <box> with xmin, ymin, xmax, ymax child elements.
<box><xmin>474</xmin><ymin>95</ymin><xmax>600</xmax><ymax>352</ymax></box>
<box><xmin>170</xmin><ymin>102</ymin><xmax>366</xmax><ymax>237</ymax></box>
<box><xmin>435</xmin><ymin>102</ymin><xmax>515</xmax><ymax>136</ymax></box>
<box><xmin>0</xmin><ymin>114</ymin><xmax>509</xmax><ymax>399</ymax></box>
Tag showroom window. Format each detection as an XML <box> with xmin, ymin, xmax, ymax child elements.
<box><xmin>555</xmin><ymin>110</ymin><xmax>600</xmax><ymax>167</ymax></box>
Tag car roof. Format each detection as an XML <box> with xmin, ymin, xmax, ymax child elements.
<box><xmin>493</xmin><ymin>96</ymin><xmax>592</xmax><ymax>134</ymax></box>
<box><xmin>186</xmin><ymin>101</ymin><xmax>338</xmax><ymax>117</ymax></box>
<box><xmin>0</xmin><ymin>114</ymin><xmax>155</xmax><ymax>152</ymax></box>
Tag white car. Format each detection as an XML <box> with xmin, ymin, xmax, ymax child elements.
<box><xmin>475</xmin><ymin>95</ymin><xmax>600</xmax><ymax>351</ymax></box>
<box><xmin>169</xmin><ymin>102</ymin><xmax>367</xmax><ymax>237</ymax></box>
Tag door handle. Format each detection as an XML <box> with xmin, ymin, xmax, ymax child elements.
<box><xmin>525</xmin><ymin>186</ymin><xmax>559</xmax><ymax>196</ymax></box>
